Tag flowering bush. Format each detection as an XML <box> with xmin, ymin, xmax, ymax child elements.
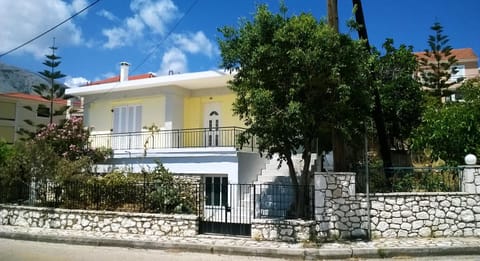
<box><xmin>35</xmin><ymin>117</ymin><xmax>111</xmax><ymax>162</ymax></box>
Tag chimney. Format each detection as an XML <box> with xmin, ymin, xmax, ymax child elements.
<box><xmin>120</xmin><ymin>62</ymin><xmax>130</xmax><ymax>82</ymax></box>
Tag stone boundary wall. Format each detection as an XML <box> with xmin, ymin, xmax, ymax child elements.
<box><xmin>315</xmin><ymin>171</ymin><xmax>480</xmax><ymax>240</ymax></box>
<box><xmin>251</xmin><ymin>219</ymin><xmax>315</xmax><ymax>242</ymax></box>
<box><xmin>367</xmin><ymin>193</ymin><xmax>480</xmax><ymax>238</ymax></box>
<box><xmin>0</xmin><ymin>205</ymin><xmax>198</xmax><ymax>237</ymax></box>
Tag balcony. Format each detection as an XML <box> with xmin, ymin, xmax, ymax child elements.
<box><xmin>89</xmin><ymin>127</ymin><xmax>256</xmax><ymax>151</ymax></box>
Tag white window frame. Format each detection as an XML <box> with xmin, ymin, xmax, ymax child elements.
<box><xmin>450</xmin><ymin>64</ymin><xmax>465</xmax><ymax>82</ymax></box>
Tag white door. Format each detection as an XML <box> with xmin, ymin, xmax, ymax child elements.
<box><xmin>112</xmin><ymin>105</ymin><xmax>142</xmax><ymax>149</ymax></box>
<box><xmin>204</xmin><ymin>103</ymin><xmax>220</xmax><ymax>147</ymax></box>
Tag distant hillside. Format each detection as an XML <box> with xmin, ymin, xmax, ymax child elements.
<box><xmin>0</xmin><ymin>62</ymin><xmax>50</xmax><ymax>94</ymax></box>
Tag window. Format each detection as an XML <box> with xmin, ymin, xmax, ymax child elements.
<box><xmin>450</xmin><ymin>64</ymin><xmax>465</xmax><ymax>82</ymax></box>
<box><xmin>112</xmin><ymin>105</ymin><xmax>142</xmax><ymax>133</ymax></box>
<box><xmin>37</xmin><ymin>105</ymin><xmax>50</xmax><ymax>118</ymax></box>
<box><xmin>111</xmin><ymin>105</ymin><xmax>142</xmax><ymax>149</ymax></box>
<box><xmin>205</xmin><ymin>176</ymin><xmax>228</xmax><ymax>206</ymax></box>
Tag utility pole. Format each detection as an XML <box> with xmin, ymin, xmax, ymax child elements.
<box><xmin>352</xmin><ymin>0</ymin><xmax>393</xmax><ymax>182</ymax></box>
<box><xmin>327</xmin><ymin>0</ymin><xmax>338</xmax><ymax>32</ymax></box>
<box><xmin>327</xmin><ymin>0</ymin><xmax>349</xmax><ymax>171</ymax></box>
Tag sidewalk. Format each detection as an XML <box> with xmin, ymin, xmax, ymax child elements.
<box><xmin>0</xmin><ymin>225</ymin><xmax>479</xmax><ymax>259</ymax></box>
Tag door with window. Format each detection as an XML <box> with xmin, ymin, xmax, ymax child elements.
<box><xmin>204</xmin><ymin>103</ymin><xmax>220</xmax><ymax>147</ymax></box>
<box><xmin>112</xmin><ymin>105</ymin><xmax>142</xmax><ymax>149</ymax></box>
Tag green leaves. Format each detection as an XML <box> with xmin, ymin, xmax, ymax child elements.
<box><xmin>419</xmin><ymin>22</ymin><xmax>458</xmax><ymax>100</ymax></box>
<box><xmin>375</xmin><ymin>39</ymin><xmax>423</xmax><ymax>149</ymax></box>
<box><xmin>411</xmin><ymin>92</ymin><xmax>480</xmax><ymax>165</ymax></box>
<box><xmin>218</xmin><ymin>4</ymin><xmax>371</xmax><ymax>163</ymax></box>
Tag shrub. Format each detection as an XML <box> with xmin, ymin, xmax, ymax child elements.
<box><xmin>147</xmin><ymin>164</ymin><xmax>197</xmax><ymax>214</ymax></box>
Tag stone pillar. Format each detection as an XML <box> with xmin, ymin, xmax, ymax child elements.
<box><xmin>314</xmin><ymin>172</ymin><xmax>356</xmax><ymax>239</ymax></box>
<box><xmin>461</xmin><ymin>166</ymin><xmax>480</xmax><ymax>193</ymax></box>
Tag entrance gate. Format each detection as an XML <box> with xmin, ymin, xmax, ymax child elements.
<box><xmin>199</xmin><ymin>183</ymin><xmax>253</xmax><ymax>236</ymax></box>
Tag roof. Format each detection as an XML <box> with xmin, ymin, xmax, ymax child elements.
<box><xmin>0</xmin><ymin>92</ymin><xmax>67</xmax><ymax>105</ymax></box>
<box><xmin>85</xmin><ymin>73</ymin><xmax>156</xmax><ymax>86</ymax></box>
<box><xmin>66</xmin><ymin>70</ymin><xmax>235</xmax><ymax>97</ymax></box>
<box><xmin>414</xmin><ymin>48</ymin><xmax>478</xmax><ymax>62</ymax></box>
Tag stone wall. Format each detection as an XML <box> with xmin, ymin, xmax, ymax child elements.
<box><xmin>251</xmin><ymin>219</ymin><xmax>315</xmax><ymax>242</ymax></box>
<box><xmin>368</xmin><ymin>193</ymin><xmax>480</xmax><ymax>238</ymax></box>
<box><xmin>461</xmin><ymin>166</ymin><xmax>480</xmax><ymax>193</ymax></box>
<box><xmin>0</xmin><ymin>205</ymin><xmax>198</xmax><ymax>237</ymax></box>
<box><xmin>314</xmin><ymin>170</ymin><xmax>480</xmax><ymax>240</ymax></box>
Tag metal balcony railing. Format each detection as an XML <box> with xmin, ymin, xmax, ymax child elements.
<box><xmin>89</xmin><ymin>126</ymin><xmax>256</xmax><ymax>151</ymax></box>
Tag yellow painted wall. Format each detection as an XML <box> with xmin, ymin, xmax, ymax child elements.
<box><xmin>0</xmin><ymin>97</ymin><xmax>66</xmax><ymax>141</ymax></box>
<box><xmin>0</xmin><ymin>102</ymin><xmax>15</xmax><ymax>119</ymax></box>
<box><xmin>0</xmin><ymin>126</ymin><xmax>14</xmax><ymax>143</ymax></box>
<box><xmin>183</xmin><ymin>93</ymin><xmax>243</xmax><ymax>129</ymax></box>
<box><xmin>88</xmin><ymin>95</ymin><xmax>166</xmax><ymax>132</ymax></box>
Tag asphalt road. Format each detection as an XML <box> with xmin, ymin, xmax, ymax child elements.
<box><xmin>0</xmin><ymin>238</ymin><xmax>292</xmax><ymax>261</ymax></box>
<box><xmin>1</xmin><ymin>238</ymin><xmax>480</xmax><ymax>261</ymax></box>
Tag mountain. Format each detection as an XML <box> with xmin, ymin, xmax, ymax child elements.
<box><xmin>0</xmin><ymin>62</ymin><xmax>50</xmax><ymax>94</ymax></box>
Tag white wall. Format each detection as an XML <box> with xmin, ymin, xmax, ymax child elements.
<box><xmin>237</xmin><ymin>151</ymin><xmax>266</xmax><ymax>184</ymax></box>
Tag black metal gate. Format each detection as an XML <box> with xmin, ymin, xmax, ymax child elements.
<box><xmin>199</xmin><ymin>182</ymin><xmax>253</xmax><ymax>236</ymax></box>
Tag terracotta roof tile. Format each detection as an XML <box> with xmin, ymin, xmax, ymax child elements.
<box><xmin>414</xmin><ymin>48</ymin><xmax>478</xmax><ymax>61</ymax></box>
<box><xmin>85</xmin><ymin>73</ymin><xmax>156</xmax><ymax>86</ymax></box>
<box><xmin>0</xmin><ymin>92</ymin><xmax>67</xmax><ymax>105</ymax></box>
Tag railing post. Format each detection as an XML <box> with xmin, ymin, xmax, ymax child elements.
<box><xmin>253</xmin><ymin>184</ymin><xmax>256</xmax><ymax>219</ymax></box>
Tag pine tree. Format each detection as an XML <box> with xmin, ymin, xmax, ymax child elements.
<box><xmin>18</xmin><ymin>40</ymin><xmax>71</xmax><ymax>139</ymax></box>
<box><xmin>419</xmin><ymin>22</ymin><xmax>458</xmax><ymax>101</ymax></box>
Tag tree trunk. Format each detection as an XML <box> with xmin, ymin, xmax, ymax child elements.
<box><xmin>299</xmin><ymin>147</ymin><xmax>312</xmax><ymax>218</ymax></box>
<box><xmin>351</xmin><ymin>0</ymin><xmax>393</xmax><ymax>182</ymax></box>
<box><xmin>327</xmin><ymin>0</ymin><xmax>349</xmax><ymax>172</ymax></box>
<box><xmin>285</xmin><ymin>154</ymin><xmax>301</xmax><ymax>217</ymax></box>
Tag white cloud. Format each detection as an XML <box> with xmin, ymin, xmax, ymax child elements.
<box><xmin>97</xmin><ymin>9</ymin><xmax>118</xmax><ymax>22</ymax></box>
<box><xmin>102</xmin><ymin>0</ymin><xmax>179</xmax><ymax>49</ymax></box>
<box><xmin>102</xmin><ymin>16</ymin><xmax>145</xmax><ymax>49</ymax></box>
<box><xmin>0</xmin><ymin>1</ymin><xmax>84</xmax><ymax>58</ymax></box>
<box><xmin>132</xmin><ymin>0</ymin><xmax>178</xmax><ymax>35</ymax></box>
<box><xmin>64</xmin><ymin>76</ymin><xmax>89</xmax><ymax>88</ymax></box>
<box><xmin>158</xmin><ymin>48</ymin><xmax>187</xmax><ymax>75</ymax></box>
<box><xmin>172</xmin><ymin>31</ymin><xmax>217</xmax><ymax>58</ymax></box>
<box><xmin>69</xmin><ymin>0</ymin><xmax>88</xmax><ymax>15</ymax></box>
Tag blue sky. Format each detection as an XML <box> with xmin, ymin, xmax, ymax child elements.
<box><xmin>1</xmin><ymin>0</ymin><xmax>479</xmax><ymax>87</ymax></box>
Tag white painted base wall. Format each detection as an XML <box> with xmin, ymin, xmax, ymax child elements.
<box><xmin>95</xmin><ymin>148</ymin><xmax>266</xmax><ymax>184</ymax></box>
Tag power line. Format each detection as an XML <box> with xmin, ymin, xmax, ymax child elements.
<box><xmin>79</xmin><ymin>0</ymin><xmax>200</xmax><ymax>109</ymax></box>
<box><xmin>0</xmin><ymin>0</ymin><xmax>101</xmax><ymax>58</ymax></box>
<box><xmin>131</xmin><ymin>0</ymin><xmax>199</xmax><ymax>74</ymax></box>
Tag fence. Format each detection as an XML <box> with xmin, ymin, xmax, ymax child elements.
<box><xmin>255</xmin><ymin>184</ymin><xmax>315</xmax><ymax>220</ymax></box>
<box><xmin>89</xmin><ymin>127</ymin><xmax>257</xmax><ymax>151</ymax></box>
<box><xmin>0</xmin><ymin>180</ymin><xmax>314</xmax><ymax>220</ymax></box>
<box><xmin>355</xmin><ymin>166</ymin><xmax>463</xmax><ymax>193</ymax></box>
<box><xmin>0</xmin><ymin>180</ymin><xmax>200</xmax><ymax>214</ymax></box>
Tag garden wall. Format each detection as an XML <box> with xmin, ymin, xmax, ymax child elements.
<box><xmin>315</xmin><ymin>167</ymin><xmax>480</xmax><ymax>240</ymax></box>
<box><xmin>251</xmin><ymin>219</ymin><xmax>315</xmax><ymax>242</ymax></box>
<box><xmin>0</xmin><ymin>205</ymin><xmax>198</xmax><ymax>237</ymax></box>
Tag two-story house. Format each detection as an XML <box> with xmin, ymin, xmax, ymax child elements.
<box><xmin>66</xmin><ymin>63</ymin><xmax>270</xmax><ymax>185</ymax></box>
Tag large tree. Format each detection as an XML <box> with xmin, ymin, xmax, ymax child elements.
<box><xmin>218</xmin><ymin>4</ymin><xmax>371</xmax><ymax>217</ymax></box>
<box><xmin>34</xmin><ymin>42</ymin><xmax>70</xmax><ymax>124</ymax></box>
<box><xmin>376</xmin><ymin>39</ymin><xmax>424</xmax><ymax>150</ymax></box>
<box><xmin>419</xmin><ymin>22</ymin><xmax>458</xmax><ymax>102</ymax></box>
<box><xmin>18</xmin><ymin>42</ymin><xmax>71</xmax><ymax>139</ymax></box>
<box><xmin>411</xmin><ymin>78</ymin><xmax>480</xmax><ymax>165</ymax></box>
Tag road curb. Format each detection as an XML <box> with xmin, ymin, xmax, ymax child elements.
<box><xmin>1</xmin><ymin>231</ymin><xmax>480</xmax><ymax>259</ymax></box>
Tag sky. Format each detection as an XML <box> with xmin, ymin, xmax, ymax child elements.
<box><xmin>0</xmin><ymin>0</ymin><xmax>479</xmax><ymax>88</ymax></box>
